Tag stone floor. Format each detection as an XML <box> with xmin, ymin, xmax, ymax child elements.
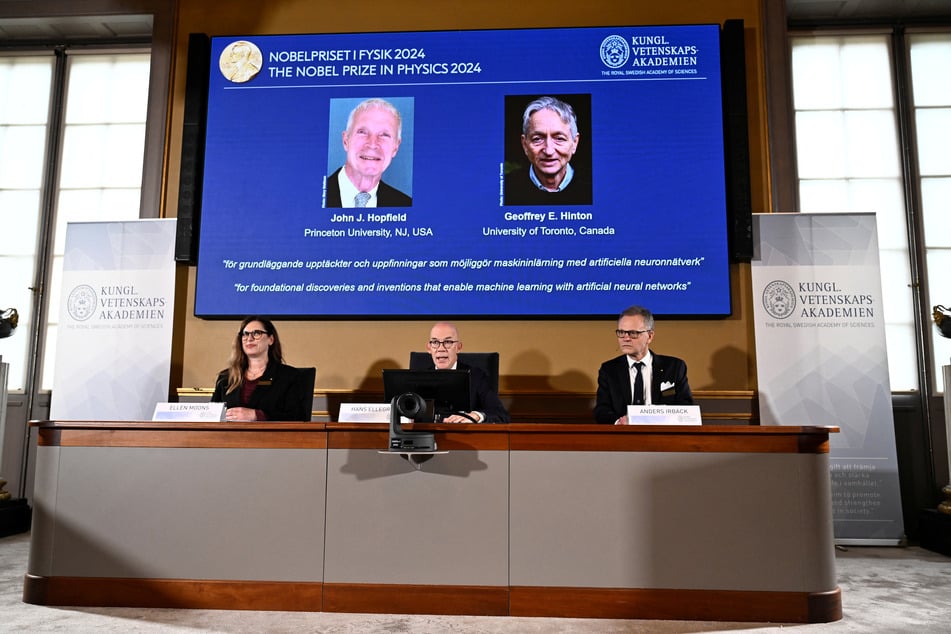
<box><xmin>2</xmin><ymin>531</ymin><xmax>949</xmax><ymax>633</ymax></box>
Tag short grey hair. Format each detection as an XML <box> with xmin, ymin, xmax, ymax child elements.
<box><xmin>345</xmin><ymin>97</ymin><xmax>402</xmax><ymax>141</ymax></box>
<box><xmin>521</xmin><ymin>96</ymin><xmax>578</xmax><ymax>138</ymax></box>
<box><xmin>618</xmin><ymin>305</ymin><xmax>654</xmax><ymax>330</ymax></box>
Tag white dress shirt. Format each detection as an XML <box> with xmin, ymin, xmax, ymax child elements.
<box><xmin>337</xmin><ymin>169</ymin><xmax>379</xmax><ymax>208</ymax></box>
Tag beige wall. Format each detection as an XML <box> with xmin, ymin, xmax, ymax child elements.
<box><xmin>166</xmin><ymin>0</ymin><xmax>768</xmax><ymax>395</ymax></box>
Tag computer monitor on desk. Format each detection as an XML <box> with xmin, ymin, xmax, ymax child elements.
<box><xmin>382</xmin><ymin>369</ymin><xmax>470</xmax><ymax>423</ymax></box>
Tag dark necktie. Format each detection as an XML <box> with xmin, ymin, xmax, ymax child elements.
<box><xmin>354</xmin><ymin>191</ymin><xmax>370</xmax><ymax>207</ymax></box>
<box><xmin>632</xmin><ymin>361</ymin><xmax>644</xmax><ymax>405</ymax></box>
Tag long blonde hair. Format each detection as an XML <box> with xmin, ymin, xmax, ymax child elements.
<box><xmin>224</xmin><ymin>316</ymin><xmax>284</xmax><ymax>393</ymax></box>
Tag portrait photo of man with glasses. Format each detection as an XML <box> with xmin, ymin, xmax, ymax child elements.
<box><xmin>593</xmin><ymin>305</ymin><xmax>693</xmax><ymax>425</ymax></box>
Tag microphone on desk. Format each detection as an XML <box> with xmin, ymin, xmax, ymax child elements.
<box><xmin>440</xmin><ymin>411</ymin><xmax>478</xmax><ymax>423</ymax></box>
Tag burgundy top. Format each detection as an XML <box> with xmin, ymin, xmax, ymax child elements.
<box><xmin>240</xmin><ymin>378</ymin><xmax>267</xmax><ymax>420</ymax></box>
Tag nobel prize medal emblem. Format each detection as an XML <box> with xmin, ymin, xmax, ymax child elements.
<box><xmin>219</xmin><ymin>40</ymin><xmax>263</xmax><ymax>83</ymax></box>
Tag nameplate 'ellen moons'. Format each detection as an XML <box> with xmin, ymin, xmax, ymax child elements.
<box><xmin>152</xmin><ymin>402</ymin><xmax>226</xmax><ymax>422</ymax></box>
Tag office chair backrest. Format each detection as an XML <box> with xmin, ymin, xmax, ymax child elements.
<box><xmin>408</xmin><ymin>351</ymin><xmax>500</xmax><ymax>394</ymax></box>
<box><xmin>296</xmin><ymin>366</ymin><xmax>317</xmax><ymax>421</ymax></box>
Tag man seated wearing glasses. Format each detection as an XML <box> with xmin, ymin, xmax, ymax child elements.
<box><xmin>594</xmin><ymin>305</ymin><xmax>693</xmax><ymax>425</ymax></box>
<box><xmin>419</xmin><ymin>322</ymin><xmax>510</xmax><ymax>423</ymax></box>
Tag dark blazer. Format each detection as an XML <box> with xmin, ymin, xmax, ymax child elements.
<box><xmin>211</xmin><ymin>361</ymin><xmax>314</xmax><ymax>422</ymax></box>
<box><xmin>412</xmin><ymin>359</ymin><xmax>510</xmax><ymax>423</ymax></box>
<box><xmin>593</xmin><ymin>351</ymin><xmax>693</xmax><ymax>424</ymax></box>
<box><xmin>503</xmin><ymin>165</ymin><xmax>592</xmax><ymax>206</ymax></box>
<box><xmin>325</xmin><ymin>167</ymin><xmax>412</xmax><ymax>207</ymax></box>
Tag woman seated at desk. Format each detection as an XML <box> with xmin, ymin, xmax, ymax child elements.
<box><xmin>211</xmin><ymin>316</ymin><xmax>313</xmax><ymax>422</ymax></box>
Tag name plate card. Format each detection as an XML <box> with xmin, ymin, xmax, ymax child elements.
<box><xmin>152</xmin><ymin>402</ymin><xmax>226</xmax><ymax>422</ymax></box>
<box><xmin>625</xmin><ymin>404</ymin><xmax>702</xmax><ymax>425</ymax></box>
<box><xmin>338</xmin><ymin>403</ymin><xmax>392</xmax><ymax>423</ymax></box>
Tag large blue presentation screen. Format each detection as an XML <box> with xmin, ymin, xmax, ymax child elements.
<box><xmin>195</xmin><ymin>24</ymin><xmax>732</xmax><ymax>318</ymax></box>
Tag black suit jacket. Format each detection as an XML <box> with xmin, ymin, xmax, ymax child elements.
<box><xmin>413</xmin><ymin>360</ymin><xmax>510</xmax><ymax>423</ymax></box>
<box><xmin>211</xmin><ymin>361</ymin><xmax>313</xmax><ymax>422</ymax></box>
<box><xmin>325</xmin><ymin>167</ymin><xmax>412</xmax><ymax>207</ymax></box>
<box><xmin>593</xmin><ymin>351</ymin><xmax>693</xmax><ymax>424</ymax></box>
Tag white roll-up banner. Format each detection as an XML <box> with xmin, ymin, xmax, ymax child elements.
<box><xmin>752</xmin><ymin>213</ymin><xmax>904</xmax><ymax>544</ymax></box>
<box><xmin>50</xmin><ymin>219</ymin><xmax>176</xmax><ymax>422</ymax></box>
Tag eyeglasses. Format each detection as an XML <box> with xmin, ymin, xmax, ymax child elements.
<box><xmin>428</xmin><ymin>339</ymin><xmax>458</xmax><ymax>349</ymax></box>
<box><xmin>616</xmin><ymin>329</ymin><xmax>651</xmax><ymax>339</ymax></box>
<box><xmin>240</xmin><ymin>329</ymin><xmax>268</xmax><ymax>340</ymax></box>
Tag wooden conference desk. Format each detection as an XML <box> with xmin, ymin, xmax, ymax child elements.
<box><xmin>23</xmin><ymin>421</ymin><xmax>841</xmax><ymax>623</ymax></box>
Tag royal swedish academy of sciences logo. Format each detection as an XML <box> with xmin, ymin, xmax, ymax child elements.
<box><xmin>67</xmin><ymin>285</ymin><xmax>97</xmax><ymax>321</ymax></box>
<box><xmin>762</xmin><ymin>280</ymin><xmax>796</xmax><ymax>319</ymax></box>
<box><xmin>599</xmin><ymin>35</ymin><xmax>630</xmax><ymax>69</ymax></box>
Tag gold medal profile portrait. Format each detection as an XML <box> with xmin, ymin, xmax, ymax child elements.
<box><xmin>219</xmin><ymin>40</ymin><xmax>263</xmax><ymax>83</ymax></box>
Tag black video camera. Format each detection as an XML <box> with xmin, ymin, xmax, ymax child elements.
<box><xmin>389</xmin><ymin>392</ymin><xmax>436</xmax><ymax>451</ymax></box>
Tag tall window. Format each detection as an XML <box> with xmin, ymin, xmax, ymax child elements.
<box><xmin>0</xmin><ymin>54</ymin><xmax>53</xmax><ymax>391</ymax></box>
<box><xmin>791</xmin><ymin>34</ymin><xmax>918</xmax><ymax>391</ymax></box>
<box><xmin>0</xmin><ymin>50</ymin><xmax>150</xmax><ymax>392</ymax></box>
<box><xmin>909</xmin><ymin>33</ymin><xmax>951</xmax><ymax>390</ymax></box>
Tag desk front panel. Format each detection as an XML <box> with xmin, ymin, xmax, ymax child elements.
<box><xmin>324</xmin><ymin>426</ymin><xmax>509</xmax><ymax>586</ymax></box>
<box><xmin>510</xmin><ymin>450</ymin><xmax>836</xmax><ymax>591</ymax></box>
<box><xmin>29</xmin><ymin>445</ymin><xmax>327</xmax><ymax>582</ymax></box>
<box><xmin>24</xmin><ymin>422</ymin><xmax>840</xmax><ymax>621</ymax></box>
